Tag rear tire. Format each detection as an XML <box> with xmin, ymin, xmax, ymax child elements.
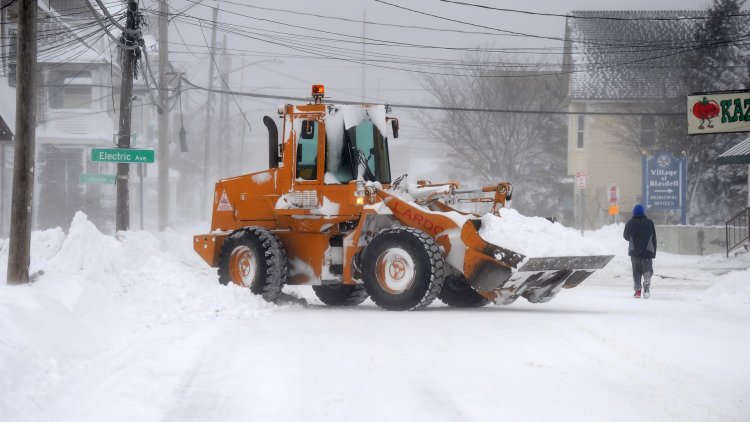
<box><xmin>438</xmin><ymin>273</ymin><xmax>491</xmax><ymax>308</ymax></box>
<box><xmin>312</xmin><ymin>284</ymin><xmax>369</xmax><ymax>306</ymax></box>
<box><xmin>218</xmin><ymin>227</ymin><xmax>287</xmax><ymax>302</ymax></box>
<box><xmin>362</xmin><ymin>227</ymin><xmax>445</xmax><ymax>311</ymax></box>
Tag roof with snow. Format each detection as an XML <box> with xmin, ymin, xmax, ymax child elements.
<box><xmin>0</xmin><ymin>77</ymin><xmax>16</xmax><ymax>140</ymax></box>
<box><xmin>565</xmin><ymin>10</ymin><xmax>704</xmax><ymax>100</ymax></box>
<box><xmin>717</xmin><ymin>137</ymin><xmax>750</xmax><ymax>165</ymax></box>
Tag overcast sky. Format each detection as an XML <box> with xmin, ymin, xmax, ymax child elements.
<box><xmin>156</xmin><ymin>0</ymin><xmax>720</xmax><ymax>162</ymax></box>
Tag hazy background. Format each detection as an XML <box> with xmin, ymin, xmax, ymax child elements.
<box><xmin>164</xmin><ymin>0</ymin><xmax>716</xmax><ymax>176</ymax></box>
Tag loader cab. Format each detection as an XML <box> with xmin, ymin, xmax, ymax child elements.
<box><xmin>291</xmin><ymin>112</ymin><xmax>392</xmax><ymax>185</ymax></box>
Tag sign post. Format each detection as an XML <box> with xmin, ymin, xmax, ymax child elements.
<box><xmin>576</xmin><ymin>172</ymin><xmax>586</xmax><ymax>235</ymax></box>
<box><xmin>607</xmin><ymin>184</ymin><xmax>620</xmax><ymax>222</ymax></box>
<box><xmin>642</xmin><ymin>152</ymin><xmax>687</xmax><ymax>225</ymax></box>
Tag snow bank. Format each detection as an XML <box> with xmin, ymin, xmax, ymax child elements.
<box><xmin>0</xmin><ymin>213</ymin><xmax>289</xmax><ymax>421</ymax></box>
<box><xmin>704</xmin><ymin>269</ymin><xmax>750</xmax><ymax>310</ymax></box>
<box><xmin>479</xmin><ymin>208</ymin><xmax>610</xmax><ymax>257</ymax></box>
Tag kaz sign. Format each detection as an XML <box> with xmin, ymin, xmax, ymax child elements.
<box><xmin>687</xmin><ymin>91</ymin><xmax>750</xmax><ymax>135</ymax></box>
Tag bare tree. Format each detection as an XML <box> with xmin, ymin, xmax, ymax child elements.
<box><xmin>419</xmin><ymin>56</ymin><xmax>568</xmax><ymax>217</ymax></box>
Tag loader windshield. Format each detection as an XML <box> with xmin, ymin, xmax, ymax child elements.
<box><xmin>326</xmin><ymin>121</ymin><xmax>391</xmax><ymax>183</ymax></box>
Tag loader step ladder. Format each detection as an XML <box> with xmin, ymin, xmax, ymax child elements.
<box><xmin>725</xmin><ymin>207</ymin><xmax>750</xmax><ymax>257</ymax></box>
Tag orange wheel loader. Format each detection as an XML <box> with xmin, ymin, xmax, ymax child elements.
<box><xmin>193</xmin><ymin>86</ymin><xmax>613</xmax><ymax>311</ymax></box>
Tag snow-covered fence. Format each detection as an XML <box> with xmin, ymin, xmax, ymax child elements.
<box><xmin>656</xmin><ymin>225</ymin><xmax>726</xmax><ymax>256</ymax></box>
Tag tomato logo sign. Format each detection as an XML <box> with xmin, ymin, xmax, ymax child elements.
<box><xmin>691</xmin><ymin>97</ymin><xmax>720</xmax><ymax>129</ymax></box>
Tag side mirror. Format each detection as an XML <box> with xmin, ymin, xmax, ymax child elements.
<box><xmin>391</xmin><ymin>118</ymin><xmax>399</xmax><ymax>138</ymax></box>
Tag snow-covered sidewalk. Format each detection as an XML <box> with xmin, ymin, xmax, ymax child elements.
<box><xmin>1</xmin><ymin>214</ymin><xmax>748</xmax><ymax>421</ymax></box>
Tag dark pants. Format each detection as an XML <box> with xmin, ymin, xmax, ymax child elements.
<box><xmin>630</xmin><ymin>256</ymin><xmax>653</xmax><ymax>291</ymax></box>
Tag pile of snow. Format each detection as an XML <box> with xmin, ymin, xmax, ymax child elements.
<box><xmin>479</xmin><ymin>208</ymin><xmax>611</xmax><ymax>257</ymax></box>
<box><xmin>703</xmin><ymin>269</ymin><xmax>750</xmax><ymax>310</ymax></box>
<box><xmin>0</xmin><ymin>213</ymin><xmax>292</xmax><ymax>421</ymax></box>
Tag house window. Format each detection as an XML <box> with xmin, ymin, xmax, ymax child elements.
<box><xmin>48</xmin><ymin>71</ymin><xmax>92</xmax><ymax>109</ymax></box>
<box><xmin>576</xmin><ymin>115</ymin><xmax>585</xmax><ymax>149</ymax></box>
<box><xmin>641</xmin><ymin>115</ymin><xmax>655</xmax><ymax>146</ymax></box>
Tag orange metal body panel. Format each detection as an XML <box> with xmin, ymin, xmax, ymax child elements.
<box><xmin>193</xmin><ymin>232</ymin><xmax>229</xmax><ymax>268</ymax></box>
<box><xmin>275</xmin><ymin>231</ymin><xmax>330</xmax><ymax>285</ymax></box>
<box><xmin>378</xmin><ymin>191</ymin><xmax>461</xmax><ymax>237</ymax></box>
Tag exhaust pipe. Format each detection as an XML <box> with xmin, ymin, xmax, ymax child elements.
<box><xmin>263</xmin><ymin>116</ymin><xmax>279</xmax><ymax>168</ymax></box>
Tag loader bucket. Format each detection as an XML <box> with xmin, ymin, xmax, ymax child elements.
<box><xmin>459</xmin><ymin>219</ymin><xmax>614</xmax><ymax>305</ymax></box>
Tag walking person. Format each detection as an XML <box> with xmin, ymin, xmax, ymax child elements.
<box><xmin>623</xmin><ymin>204</ymin><xmax>657</xmax><ymax>299</ymax></box>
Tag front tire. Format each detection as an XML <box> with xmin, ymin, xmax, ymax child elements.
<box><xmin>313</xmin><ymin>284</ymin><xmax>369</xmax><ymax>306</ymax></box>
<box><xmin>218</xmin><ymin>227</ymin><xmax>287</xmax><ymax>302</ymax></box>
<box><xmin>438</xmin><ymin>273</ymin><xmax>491</xmax><ymax>308</ymax></box>
<box><xmin>362</xmin><ymin>227</ymin><xmax>445</xmax><ymax>311</ymax></box>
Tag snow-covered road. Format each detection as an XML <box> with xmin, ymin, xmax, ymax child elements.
<box><xmin>1</xmin><ymin>214</ymin><xmax>749</xmax><ymax>421</ymax></box>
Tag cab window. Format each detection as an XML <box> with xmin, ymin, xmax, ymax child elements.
<box><xmin>297</xmin><ymin>120</ymin><xmax>318</xmax><ymax>180</ymax></box>
<box><xmin>347</xmin><ymin>121</ymin><xmax>391</xmax><ymax>183</ymax></box>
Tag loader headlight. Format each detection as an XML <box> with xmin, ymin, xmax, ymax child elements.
<box><xmin>355</xmin><ymin>180</ymin><xmax>366</xmax><ymax>205</ymax></box>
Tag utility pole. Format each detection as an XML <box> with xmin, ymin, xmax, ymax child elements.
<box><xmin>201</xmin><ymin>6</ymin><xmax>219</xmax><ymax>217</ymax></box>
<box><xmin>0</xmin><ymin>143</ymin><xmax>6</xmax><ymax>239</ymax></box>
<box><xmin>115</xmin><ymin>0</ymin><xmax>140</xmax><ymax>232</ymax></box>
<box><xmin>157</xmin><ymin>0</ymin><xmax>169</xmax><ymax>231</ymax></box>
<box><xmin>239</xmin><ymin>66</ymin><xmax>246</xmax><ymax>175</ymax></box>
<box><xmin>361</xmin><ymin>9</ymin><xmax>366</xmax><ymax>103</ymax></box>
<box><xmin>7</xmin><ymin>0</ymin><xmax>37</xmax><ymax>284</ymax></box>
<box><xmin>217</xmin><ymin>35</ymin><xmax>230</xmax><ymax>179</ymax></box>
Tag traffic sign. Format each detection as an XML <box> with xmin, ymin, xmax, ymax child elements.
<box><xmin>575</xmin><ymin>172</ymin><xmax>587</xmax><ymax>189</ymax></box>
<box><xmin>608</xmin><ymin>205</ymin><xmax>620</xmax><ymax>215</ymax></box>
<box><xmin>91</xmin><ymin>148</ymin><xmax>154</xmax><ymax>163</ymax></box>
<box><xmin>79</xmin><ymin>173</ymin><xmax>116</xmax><ymax>185</ymax></box>
<box><xmin>608</xmin><ymin>184</ymin><xmax>619</xmax><ymax>206</ymax></box>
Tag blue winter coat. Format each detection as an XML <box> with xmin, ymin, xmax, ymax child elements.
<box><xmin>623</xmin><ymin>215</ymin><xmax>657</xmax><ymax>258</ymax></box>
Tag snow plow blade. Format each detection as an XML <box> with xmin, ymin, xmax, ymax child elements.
<box><xmin>460</xmin><ymin>219</ymin><xmax>614</xmax><ymax>304</ymax></box>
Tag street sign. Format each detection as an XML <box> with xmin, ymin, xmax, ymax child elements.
<box><xmin>642</xmin><ymin>152</ymin><xmax>687</xmax><ymax>224</ymax></box>
<box><xmin>687</xmin><ymin>91</ymin><xmax>750</xmax><ymax>135</ymax></box>
<box><xmin>79</xmin><ymin>173</ymin><xmax>116</xmax><ymax>185</ymax></box>
<box><xmin>91</xmin><ymin>148</ymin><xmax>154</xmax><ymax>163</ymax></box>
<box><xmin>575</xmin><ymin>172</ymin><xmax>587</xmax><ymax>189</ymax></box>
<box><xmin>608</xmin><ymin>205</ymin><xmax>620</xmax><ymax>215</ymax></box>
<box><xmin>608</xmin><ymin>184</ymin><xmax>619</xmax><ymax>206</ymax></box>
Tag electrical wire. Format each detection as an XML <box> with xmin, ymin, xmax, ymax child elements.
<box><xmin>439</xmin><ymin>0</ymin><xmax>746</xmax><ymax>21</ymax></box>
<box><xmin>198</xmin><ymin>19</ymin><xmax>252</xmax><ymax>131</ymax></box>
<box><xmin>179</xmin><ymin>75</ymin><xmax>683</xmax><ymax>117</ymax></box>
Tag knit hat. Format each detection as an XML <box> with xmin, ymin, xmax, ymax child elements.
<box><xmin>633</xmin><ymin>204</ymin><xmax>645</xmax><ymax>216</ymax></box>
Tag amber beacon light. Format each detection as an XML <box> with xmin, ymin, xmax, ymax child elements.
<box><xmin>311</xmin><ymin>84</ymin><xmax>325</xmax><ymax>103</ymax></box>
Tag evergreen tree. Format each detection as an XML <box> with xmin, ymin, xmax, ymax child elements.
<box><xmin>685</xmin><ymin>0</ymin><xmax>749</xmax><ymax>224</ymax></box>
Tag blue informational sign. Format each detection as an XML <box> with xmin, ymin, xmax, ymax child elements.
<box><xmin>642</xmin><ymin>152</ymin><xmax>687</xmax><ymax>224</ymax></box>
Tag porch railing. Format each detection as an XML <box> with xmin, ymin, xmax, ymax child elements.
<box><xmin>726</xmin><ymin>207</ymin><xmax>750</xmax><ymax>257</ymax></box>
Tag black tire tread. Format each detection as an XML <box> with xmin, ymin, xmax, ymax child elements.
<box><xmin>312</xmin><ymin>284</ymin><xmax>369</xmax><ymax>306</ymax></box>
<box><xmin>363</xmin><ymin>227</ymin><xmax>445</xmax><ymax>311</ymax></box>
<box><xmin>217</xmin><ymin>227</ymin><xmax>287</xmax><ymax>302</ymax></box>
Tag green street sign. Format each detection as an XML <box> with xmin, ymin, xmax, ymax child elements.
<box><xmin>79</xmin><ymin>173</ymin><xmax>116</xmax><ymax>185</ymax></box>
<box><xmin>91</xmin><ymin>148</ymin><xmax>154</xmax><ymax>163</ymax></box>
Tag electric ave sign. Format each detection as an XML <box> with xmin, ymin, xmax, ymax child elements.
<box><xmin>91</xmin><ymin>147</ymin><xmax>154</xmax><ymax>163</ymax></box>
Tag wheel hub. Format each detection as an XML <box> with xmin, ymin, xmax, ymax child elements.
<box><xmin>376</xmin><ymin>247</ymin><xmax>416</xmax><ymax>294</ymax></box>
<box><xmin>229</xmin><ymin>246</ymin><xmax>257</xmax><ymax>287</ymax></box>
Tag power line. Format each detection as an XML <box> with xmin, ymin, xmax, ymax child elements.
<box><xmin>198</xmin><ymin>19</ymin><xmax>252</xmax><ymax>131</ymax></box>
<box><xmin>179</xmin><ymin>75</ymin><xmax>683</xmax><ymax>117</ymax></box>
<box><xmin>439</xmin><ymin>0</ymin><xmax>745</xmax><ymax>21</ymax></box>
